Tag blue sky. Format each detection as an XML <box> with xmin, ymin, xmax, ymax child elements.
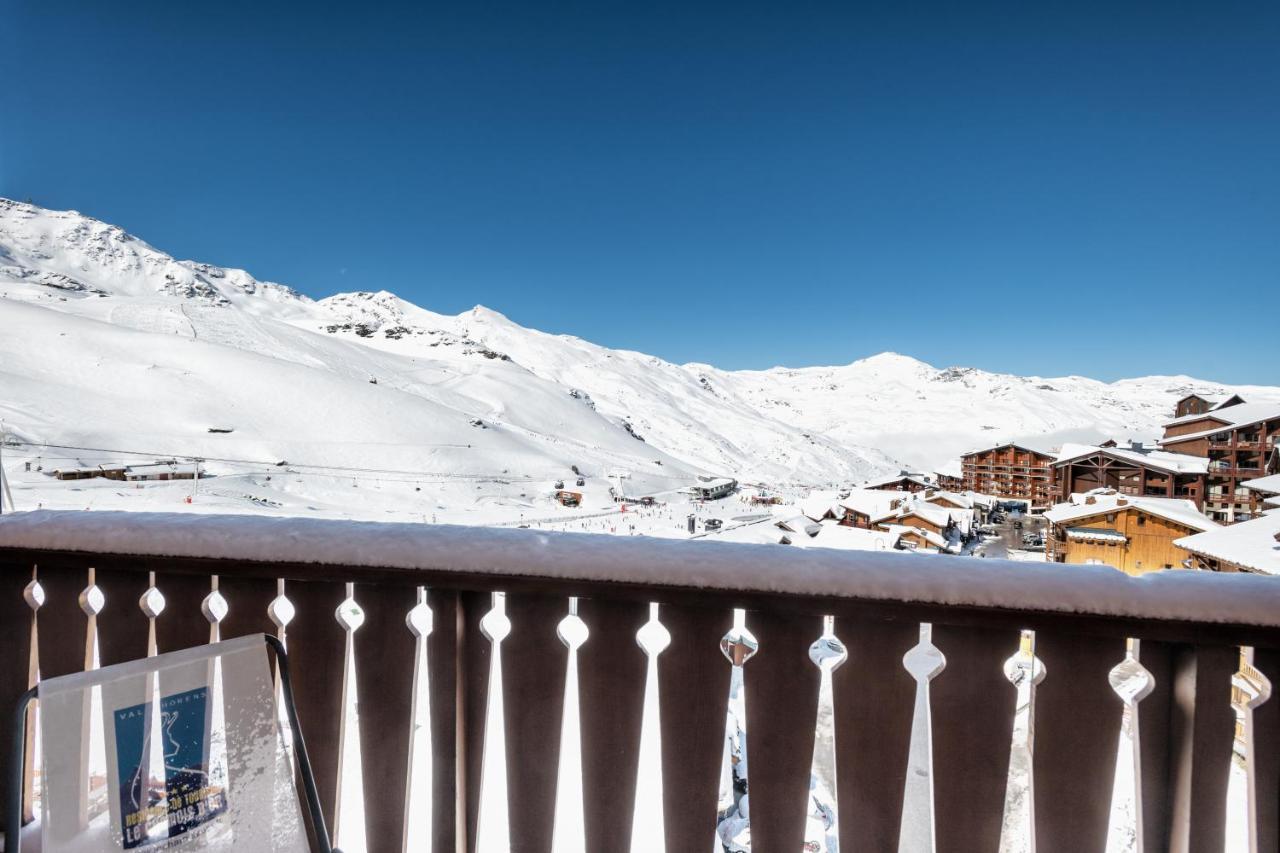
<box><xmin>3</xmin><ymin>1</ymin><xmax>1277</xmax><ymax>382</ymax></box>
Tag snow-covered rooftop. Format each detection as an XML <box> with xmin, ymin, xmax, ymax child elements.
<box><xmin>861</xmin><ymin>472</ymin><xmax>933</xmax><ymax>490</ymax></box>
<box><xmin>934</xmin><ymin>459</ymin><xmax>963</xmax><ymax>479</ymax></box>
<box><xmin>880</xmin><ymin>523</ymin><xmax>950</xmax><ymax>551</ymax></box>
<box><xmin>1242</xmin><ymin>474</ymin><xmax>1280</xmax><ymax>497</ymax></box>
<box><xmin>960</xmin><ymin>441</ymin><xmax>1055</xmax><ymax>459</ymax></box>
<box><xmin>1043</xmin><ymin>492</ymin><xmax>1217</xmax><ymax>533</ymax></box>
<box><xmin>875</xmin><ymin>500</ymin><xmax>953</xmax><ymax>529</ymax></box>
<box><xmin>1175</xmin><ymin>513</ymin><xmax>1280</xmax><ymax>576</ymax></box>
<box><xmin>1054</xmin><ymin>443</ymin><xmax>1210</xmax><ymax>474</ymax></box>
<box><xmin>3</xmin><ymin>510</ymin><xmax>1280</xmax><ymax>626</ymax></box>
<box><xmin>836</xmin><ymin>487</ymin><xmax>903</xmax><ymax>517</ymax></box>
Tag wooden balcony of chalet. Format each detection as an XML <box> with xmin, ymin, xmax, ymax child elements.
<box><xmin>2</xmin><ymin>510</ymin><xmax>1280</xmax><ymax>853</ymax></box>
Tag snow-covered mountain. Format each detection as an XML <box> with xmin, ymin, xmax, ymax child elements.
<box><xmin>2</xmin><ymin>197</ymin><xmax>1276</xmax><ymax>497</ymax></box>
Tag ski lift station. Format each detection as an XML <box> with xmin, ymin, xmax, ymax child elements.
<box><xmin>690</xmin><ymin>476</ymin><xmax>737</xmax><ymax>500</ymax></box>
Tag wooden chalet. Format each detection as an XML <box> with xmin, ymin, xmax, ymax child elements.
<box><xmin>1158</xmin><ymin>398</ymin><xmax>1280</xmax><ymax>523</ymax></box>
<box><xmin>1053</xmin><ymin>445</ymin><xmax>1207</xmax><ymax>508</ymax></box>
<box><xmin>960</xmin><ymin>443</ymin><xmax>1056</xmax><ymax>509</ymax></box>
<box><xmin>1043</xmin><ymin>492</ymin><xmax>1218</xmax><ymax>576</ymax></box>
<box><xmin>555</xmin><ymin>490</ymin><xmax>583</xmax><ymax>507</ymax></box>
<box><xmin>50</xmin><ymin>464</ymin><xmax>128</xmax><ymax>481</ymax></box>
<box><xmin>1173</xmin><ymin>393</ymin><xmax>1216</xmax><ymax>419</ymax></box>
<box><xmin>862</xmin><ymin>472</ymin><xmax>933</xmax><ymax>493</ymax></box>
<box><xmin>874</xmin><ymin>502</ymin><xmax>955</xmax><ymax>539</ymax></box>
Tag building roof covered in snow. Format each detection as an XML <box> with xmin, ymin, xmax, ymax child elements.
<box><xmin>881</xmin><ymin>523</ymin><xmax>950</xmax><ymax>551</ymax></box>
<box><xmin>1054</xmin><ymin>443</ymin><xmax>1210</xmax><ymax>474</ymax></box>
<box><xmin>1242</xmin><ymin>474</ymin><xmax>1280</xmax><ymax>497</ymax></box>
<box><xmin>1043</xmin><ymin>492</ymin><xmax>1218</xmax><ymax>533</ymax></box>
<box><xmin>1175</xmin><ymin>512</ymin><xmax>1280</xmax><ymax>576</ymax></box>
<box><xmin>861</xmin><ymin>472</ymin><xmax>933</xmax><ymax>490</ymax></box>
<box><xmin>934</xmin><ymin>459</ymin><xmax>963</xmax><ymax>479</ymax></box>
<box><xmin>875</xmin><ymin>499</ymin><xmax>954</xmax><ymax>530</ymax></box>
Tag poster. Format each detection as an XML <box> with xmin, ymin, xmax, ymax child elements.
<box><xmin>113</xmin><ymin>687</ymin><xmax>228</xmax><ymax>848</ymax></box>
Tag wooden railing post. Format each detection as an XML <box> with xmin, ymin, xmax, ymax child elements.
<box><xmin>1165</xmin><ymin>644</ymin><xmax>1237</xmax><ymax>853</ymax></box>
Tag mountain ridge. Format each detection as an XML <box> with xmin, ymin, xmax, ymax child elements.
<box><xmin>3</xmin><ymin>197</ymin><xmax>1276</xmax><ymax>484</ymax></box>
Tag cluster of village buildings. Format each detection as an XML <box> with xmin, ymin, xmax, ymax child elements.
<box><xmin>712</xmin><ymin>394</ymin><xmax>1280</xmax><ymax>578</ymax></box>
<box><xmin>927</xmin><ymin>394</ymin><xmax>1280</xmax><ymax>577</ymax></box>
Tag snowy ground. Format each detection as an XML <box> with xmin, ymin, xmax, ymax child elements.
<box><xmin>1</xmin><ymin>451</ymin><xmax>815</xmax><ymax>543</ymax></box>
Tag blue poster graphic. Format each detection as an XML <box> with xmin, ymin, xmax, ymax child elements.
<box><xmin>114</xmin><ymin>687</ymin><xmax>228</xmax><ymax>847</ymax></box>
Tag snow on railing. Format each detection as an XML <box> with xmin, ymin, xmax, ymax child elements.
<box><xmin>0</xmin><ymin>509</ymin><xmax>1278</xmax><ymax>853</ymax></box>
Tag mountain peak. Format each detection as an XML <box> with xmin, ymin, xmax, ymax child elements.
<box><xmin>467</xmin><ymin>304</ymin><xmax>512</xmax><ymax>324</ymax></box>
<box><xmin>852</xmin><ymin>352</ymin><xmax>934</xmax><ymax>371</ymax></box>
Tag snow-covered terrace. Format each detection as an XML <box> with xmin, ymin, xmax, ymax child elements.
<box><xmin>0</xmin><ymin>509</ymin><xmax>1278</xmax><ymax>851</ymax></box>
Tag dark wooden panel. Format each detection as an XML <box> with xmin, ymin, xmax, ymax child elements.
<box><xmin>460</xmin><ymin>590</ymin><xmax>493</xmax><ymax>853</ymax></box>
<box><xmin>350</xmin><ymin>581</ymin><xmax>418</xmax><ymax>853</ymax></box>
<box><xmin>1137</xmin><ymin>641</ymin><xmax>1175</xmax><ymax>853</ymax></box>
<box><xmin>38</xmin><ymin>564</ymin><xmax>89</xmax><ymax>678</ymax></box>
<box><xmin>0</xmin><ymin>560</ymin><xmax>34</xmax><ymax>829</ymax></box>
<box><xmin>94</xmin><ymin>568</ymin><xmax>150</xmax><ymax>667</ymax></box>
<box><xmin>429</xmin><ymin>590</ymin><xmax>461</xmax><ymax>853</ymax></box>
<box><xmin>155</xmin><ymin>571</ymin><xmax>214</xmax><ymax>653</ymax></box>
<box><xmin>503</xmin><ymin>594</ymin><xmax>570</xmax><ymax>853</ymax></box>
<box><xmin>835</xmin><ymin>617</ymin><xmax>920</xmax><ymax>852</ymax></box>
<box><xmin>1165</xmin><ymin>644</ymin><xmax>1237</xmax><ymax>853</ymax></box>
<box><xmin>1033</xmin><ymin>631</ymin><xmax>1125</xmax><ymax>853</ymax></box>
<box><xmin>1255</xmin><ymin>646</ymin><xmax>1280</xmax><ymax>853</ymax></box>
<box><xmin>577</xmin><ymin>598</ymin><xmax>648</xmax><ymax>852</ymax></box>
<box><xmin>743</xmin><ymin>610</ymin><xmax>822</xmax><ymax>850</ymax></box>
<box><xmin>284</xmin><ymin>579</ymin><xmax>349</xmax><ymax>833</ymax></box>
<box><xmin>658</xmin><ymin>603</ymin><xmax>732</xmax><ymax>850</ymax></box>
<box><xmin>931</xmin><ymin>623</ymin><xmax>1019</xmax><ymax>853</ymax></box>
<box><xmin>218</xmin><ymin>574</ymin><xmax>280</xmax><ymax>641</ymax></box>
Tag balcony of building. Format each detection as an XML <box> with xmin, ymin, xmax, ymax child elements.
<box><xmin>0</xmin><ymin>509</ymin><xmax>1278</xmax><ymax>853</ymax></box>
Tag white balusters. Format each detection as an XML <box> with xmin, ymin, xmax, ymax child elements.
<box><xmin>201</xmin><ymin>576</ymin><xmax>228</xmax><ymax>644</ymax></box>
<box><xmin>139</xmin><ymin>572</ymin><xmax>169</xmax><ymax>842</ymax></box>
<box><xmin>268</xmin><ymin>579</ymin><xmax>297</xmax><ymax>756</ymax></box>
<box><xmin>899</xmin><ymin>623</ymin><xmax>946</xmax><ymax>853</ymax></box>
<box><xmin>807</xmin><ymin>616</ymin><xmax>847</xmax><ymax>853</ymax></box>
<box><xmin>403</xmin><ymin>588</ymin><xmax>434</xmax><ymax>852</ymax></box>
<box><xmin>1227</xmin><ymin>647</ymin><xmax>1272</xmax><ymax>853</ymax></box>
<box><xmin>268</xmin><ymin>578</ymin><xmax>296</xmax><ymax>647</ymax></box>
<box><xmin>77</xmin><ymin>568</ymin><xmax>106</xmax><ymax>827</ymax></box>
<box><xmin>476</xmin><ymin>592</ymin><xmax>512</xmax><ymax>853</ymax></box>
<box><xmin>139</xmin><ymin>572</ymin><xmax>165</xmax><ymax>657</ymax></box>
<box><xmin>334</xmin><ymin>583</ymin><xmax>369</xmax><ymax>853</ymax></box>
<box><xmin>552</xmin><ymin>598</ymin><xmax>589</xmax><ymax>853</ymax></box>
<box><xmin>1104</xmin><ymin>639</ymin><xmax>1154</xmax><ymax>853</ymax></box>
<box><xmin>715</xmin><ymin>609</ymin><xmax>757</xmax><ymax>852</ymax></box>
<box><xmin>999</xmin><ymin>630</ymin><xmax>1046</xmax><ymax>853</ymax></box>
<box><xmin>23</xmin><ymin>567</ymin><xmax>43</xmax><ymax>821</ymax></box>
<box><xmin>631</xmin><ymin>603</ymin><xmax>671</xmax><ymax>853</ymax></box>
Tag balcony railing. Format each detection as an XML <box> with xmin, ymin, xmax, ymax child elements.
<box><xmin>1</xmin><ymin>509</ymin><xmax>1279</xmax><ymax>853</ymax></box>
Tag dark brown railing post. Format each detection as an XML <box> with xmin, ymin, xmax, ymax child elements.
<box><xmin>0</xmin><ymin>562</ymin><xmax>30</xmax><ymax>832</ymax></box>
<box><xmin>1165</xmin><ymin>644</ymin><xmax>1237</xmax><ymax>853</ymax></box>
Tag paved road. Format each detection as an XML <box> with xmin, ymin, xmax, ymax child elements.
<box><xmin>976</xmin><ymin>511</ymin><xmax>1046</xmax><ymax>559</ymax></box>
